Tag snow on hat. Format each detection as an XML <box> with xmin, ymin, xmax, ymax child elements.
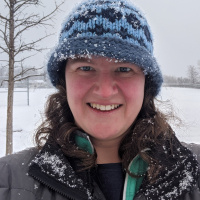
<box><xmin>47</xmin><ymin>0</ymin><xmax>163</xmax><ymax>96</ymax></box>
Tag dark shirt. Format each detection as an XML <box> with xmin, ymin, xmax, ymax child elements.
<box><xmin>95</xmin><ymin>163</ymin><xmax>125</xmax><ymax>200</ymax></box>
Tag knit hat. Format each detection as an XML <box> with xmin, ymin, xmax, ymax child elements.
<box><xmin>47</xmin><ymin>0</ymin><xmax>163</xmax><ymax>96</ymax></box>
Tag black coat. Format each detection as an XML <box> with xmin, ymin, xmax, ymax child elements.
<box><xmin>0</xmin><ymin>138</ymin><xmax>200</xmax><ymax>200</ymax></box>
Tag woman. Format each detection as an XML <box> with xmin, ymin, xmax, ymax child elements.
<box><xmin>0</xmin><ymin>0</ymin><xmax>199</xmax><ymax>199</ymax></box>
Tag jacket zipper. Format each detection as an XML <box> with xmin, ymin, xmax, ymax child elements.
<box><xmin>29</xmin><ymin>172</ymin><xmax>81</xmax><ymax>200</ymax></box>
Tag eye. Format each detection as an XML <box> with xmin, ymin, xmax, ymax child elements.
<box><xmin>79</xmin><ymin>66</ymin><xmax>94</xmax><ymax>71</ymax></box>
<box><xmin>116</xmin><ymin>67</ymin><xmax>132</xmax><ymax>72</ymax></box>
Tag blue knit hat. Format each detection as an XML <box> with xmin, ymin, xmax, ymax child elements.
<box><xmin>47</xmin><ymin>0</ymin><xmax>163</xmax><ymax>96</ymax></box>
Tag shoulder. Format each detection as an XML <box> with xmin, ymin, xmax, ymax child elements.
<box><xmin>0</xmin><ymin>147</ymin><xmax>39</xmax><ymax>174</ymax></box>
<box><xmin>0</xmin><ymin>147</ymin><xmax>38</xmax><ymax>163</ymax></box>
<box><xmin>182</xmin><ymin>142</ymin><xmax>200</xmax><ymax>163</ymax></box>
<box><xmin>181</xmin><ymin>142</ymin><xmax>200</xmax><ymax>199</ymax></box>
<box><xmin>0</xmin><ymin>147</ymin><xmax>39</xmax><ymax>177</ymax></box>
<box><xmin>182</xmin><ymin>176</ymin><xmax>200</xmax><ymax>200</ymax></box>
<box><xmin>0</xmin><ymin>148</ymin><xmax>39</xmax><ymax>199</ymax></box>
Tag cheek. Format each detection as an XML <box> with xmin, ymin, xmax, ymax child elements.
<box><xmin>120</xmin><ymin>77</ymin><xmax>145</xmax><ymax>102</ymax></box>
<box><xmin>66</xmin><ymin>76</ymin><xmax>92</xmax><ymax>103</ymax></box>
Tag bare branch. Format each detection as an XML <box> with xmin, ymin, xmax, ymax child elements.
<box><xmin>14</xmin><ymin>32</ymin><xmax>54</xmax><ymax>56</ymax></box>
<box><xmin>14</xmin><ymin>0</ymin><xmax>41</xmax><ymax>13</ymax></box>
<box><xmin>4</xmin><ymin>20</ymin><xmax>9</xmax><ymax>48</ymax></box>
<box><xmin>0</xmin><ymin>63</ymin><xmax>8</xmax><ymax>68</ymax></box>
<box><xmin>14</xmin><ymin>1</ymin><xmax>64</xmax><ymax>40</ymax></box>
<box><xmin>1</xmin><ymin>79</ymin><xmax>8</xmax><ymax>86</ymax></box>
<box><xmin>0</xmin><ymin>45</ymin><xmax>9</xmax><ymax>54</ymax></box>
<box><xmin>14</xmin><ymin>74</ymin><xmax>44</xmax><ymax>82</ymax></box>
<box><xmin>14</xmin><ymin>19</ymin><xmax>45</xmax><ymax>40</ymax></box>
<box><xmin>13</xmin><ymin>66</ymin><xmax>44</xmax><ymax>80</ymax></box>
<box><xmin>14</xmin><ymin>1</ymin><xmax>33</xmax><ymax>13</ymax></box>
<box><xmin>0</xmin><ymin>20</ymin><xmax>9</xmax><ymax>49</ymax></box>
<box><xmin>15</xmin><ymin>44</ymin><xmax>45</xmax><ymax>55</ymax></box>
<box><xmin>0</xmin><ymin>0</ymin><xmax>9</xmax><ymax>20</ymax></box>
<box><xmin>14</xmin><ymin>13</ymin><xmax>41</xmax><ymax>29</ymax></box>
<box><xmin>3</xmin><ymin>0</ymin><xmax>10</xmax><ymax>8</ymax></box>
<box><xmin>14</xmin><ymin>53</ymin><xmax>37</xmax><ymax>63</ymax></box>
<box><xmin>0</xmin><ymin>14</ymin><xmax>9</xmax><ymax>21</ymax></box>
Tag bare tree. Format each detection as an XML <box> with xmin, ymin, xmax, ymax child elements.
<box><xmin>0</xmin><ymin>0</ymin><xmax>64</xmax><ymax>155</ymax></box>
<box><xmin>187</xmin><ymin>65</ymin><xmax>199</xmax><ymax>85</ymax></box>
<box><xmin>197</xmin><ymin>60</ymin><xmax>200</xmax><ymax>82</ymax></box>
<box><xmin>197</xmin><ymin>60</ymin><xmax>200</xmax><ymax>67</ymax></box>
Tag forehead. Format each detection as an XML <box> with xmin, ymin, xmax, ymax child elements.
<box><xmin>67</xmin><ymin>56</ymin><xmax>134</xmax><ymax>65</ymax></box>
<box><xmin>66</xmin><ymin>56</ymin><xmax>144</xmax><ymax>73</ymax></box>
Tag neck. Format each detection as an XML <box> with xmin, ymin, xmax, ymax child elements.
<box><xmin>90</xmin><ymin>137</ymin><xmax>122</xmax><ymax>164</ymax></box>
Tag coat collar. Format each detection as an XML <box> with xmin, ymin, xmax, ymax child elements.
<box><xmin>28</xmin><ymin>141</ymin><xmax>93</xmax><ymax>200</ymax></box>
<box><xmin>137</xmin><ymin>136</ymin><xmax>199</xmax><ymax>199</ymax></box>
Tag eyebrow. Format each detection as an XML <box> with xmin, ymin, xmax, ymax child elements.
<box><xmin>68</xmin><ymin>57</ymin><xmax>94</xmax><ymax>64</ymax></box>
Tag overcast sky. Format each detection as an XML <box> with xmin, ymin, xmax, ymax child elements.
<box><xmin>134</xmin><ymin>0</ymin><xmax>200</xmax><ymax>77</ymax></box>
<box><xmin>3</xmin><ymin>0</ymin><xmax>200</xmax><ymax>78</ymax></box>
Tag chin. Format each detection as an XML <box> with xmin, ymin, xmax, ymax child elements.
<box><xmin>88</xmin><ymin>127</ymin><xmax>125</xmax><ymax>141</ymax></box>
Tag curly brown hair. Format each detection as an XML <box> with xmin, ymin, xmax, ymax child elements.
<box><xmin>35</xmin><ymin>71</ymin><xmax>174</xmax><ymax>183</ymax></box>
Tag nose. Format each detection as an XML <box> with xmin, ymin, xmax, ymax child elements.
<box><xmin>93</xmin><ymin>73</ymin><xmax>118</xmax><ymax>98</ymax></box>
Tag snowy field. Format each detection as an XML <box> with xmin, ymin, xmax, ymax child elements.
<box><xmin>0</xmin><ymin>87</ymin><xmax>200</xmax><ymax>157</ymax></box>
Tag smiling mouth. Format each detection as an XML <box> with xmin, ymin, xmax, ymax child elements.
<box><xmin>88</xmin><ymin>103</ymin><xmax>122</xmax><ymax>111</ymax></box>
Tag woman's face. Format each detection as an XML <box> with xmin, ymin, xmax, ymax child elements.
<box><xmin>65</xmin><ymin>56</ymin><xmax>145</xmax><ymax>142</ymax></box>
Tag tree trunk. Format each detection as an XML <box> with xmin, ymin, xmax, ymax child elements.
<box><xmin>6</xmin><ymin>75</ymin><xmax>14</xmax><ymax>155</ymax></box>
<box><xmin>6</xmin><ymin>0</ymin><xmax>15</xmax><ymax>155</ymax></box>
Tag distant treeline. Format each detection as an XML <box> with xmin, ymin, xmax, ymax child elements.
<box><xmin>163</xmin><ymin>65</ymin><xmax>200</xmax><ymax>89</ymax></box>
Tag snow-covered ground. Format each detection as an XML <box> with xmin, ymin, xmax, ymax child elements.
<box><xmin>158</xmin><ymin>87</ymin><xmax>200</xmax><ymax>144</ymax></box>
<box><xmin>0</xmin><ymin>87</ymin><xmax>200</xmax><ymax>157</ymax></box>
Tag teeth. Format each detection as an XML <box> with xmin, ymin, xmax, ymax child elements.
<box><xmin>105</xmin><ymin>105</ymin><xmax>111</xmax><ymax>111</ymax></box>
<box><xmin>90</xmin><ymin>103</ymin><xmax>120</xmax><ymax>111</ymax></box>
<box><xmin>100</xmin><ymin>105</ymin><xmax>106</xmax><ymax>111</ymax></box>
